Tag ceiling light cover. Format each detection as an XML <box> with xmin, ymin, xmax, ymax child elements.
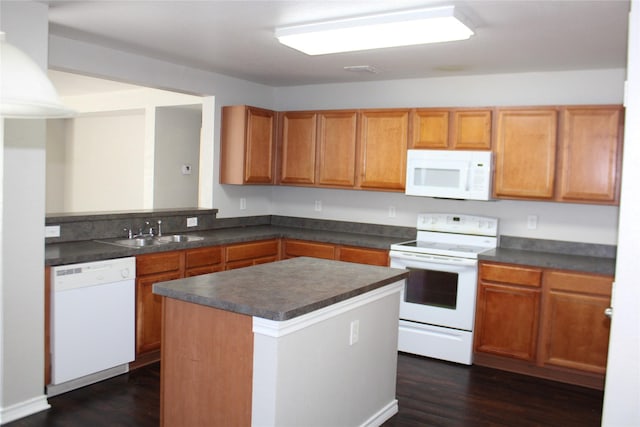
<box><xmin>275</xmin><ymin>5</ymin><xmax>474</xmax><ymax>56</ymax></box>
<box><xmin>0</xmin><ymin>32</ymin><xmax>73</xmax><ymax>119</ymax></box>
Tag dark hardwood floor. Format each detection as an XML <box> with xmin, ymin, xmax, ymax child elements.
<box><xmin>7</xmin><ymin>353</ymin><xmax>603</xmax><ymax>427</ymax></box>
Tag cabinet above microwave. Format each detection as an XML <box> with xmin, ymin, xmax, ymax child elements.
<box><xmin>405</xmin><ymin>150</ymin><xmax>493</xmax><ymax>201</ymax></box>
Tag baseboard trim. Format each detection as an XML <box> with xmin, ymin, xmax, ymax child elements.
<box><xmin>0</xmin><ymin>395</ymin><xmax>50</xmax><ymax>424</ymax></box>
<box><xmin>361</xmin><ymin>399</ymin><xmax>399</xmax><ymax>427</ymax></box>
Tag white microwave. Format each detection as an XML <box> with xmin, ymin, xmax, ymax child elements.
<box><xmin>405</xmin><ymin>149</ymin><xmax>493</xmax><ymax>200</ymax></box>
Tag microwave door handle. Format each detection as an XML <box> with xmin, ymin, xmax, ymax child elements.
<box><xmin>461</xmin><ymin>166</ymin><xmax>470</xmax><ymax>191</ymax></box>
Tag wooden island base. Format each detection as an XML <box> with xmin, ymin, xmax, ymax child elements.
<box><xmin>161</xmin><ymin>298</ymin><xmax>253</xmax><ymax>426</ymax></box>
<box><xmin>155</xmin><ymin>257</ymin><xmax>407</xmax><ymax>427</ymax></box>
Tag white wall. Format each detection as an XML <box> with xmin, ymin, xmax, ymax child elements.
<box><xmin>45</xmin><ymin>120</ymin><xmax>67</xmax><ymax>213</ymax></box>
<box><xmin>66</xmin><ymin>111</ymin><xmax>146</xmax><ymax>212</ymax></box>
<box><xmin>602</xmin><ymin>0</ymin><xmax>640</xmax><ymax>424</ymax></box>
<box><xmin>46</xmin><ymin>87</ymin><xmax>206</xmax><ymax>213</ymax></box>
<box><xmin>50</xmin><ymin>30</ymin><xmax>624</xmax><ymax>244</ymax></box>
<box><xmin>49</xmin><ymin>34</ymin><xmax>278</xmax><ymax>219</ymax></box>
<box><xmin>154</xmin><ymin>105</ymin><xmax>201</xmax><ymax>209</ymax></box>
<box><xmin>0</xmin><ymin>1</ymin><xmax>51</xmax><ymax>423</ymax></box>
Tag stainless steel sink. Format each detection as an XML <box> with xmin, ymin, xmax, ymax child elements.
<box><xmin>95</xmin><ymin>234</ymin><xmax>204</xmax><ymax>249</ymax></box>
<box><xmin>155</xmin><ymin>234</ymin><xmax>204</xmax><ymax>244</ymax></box>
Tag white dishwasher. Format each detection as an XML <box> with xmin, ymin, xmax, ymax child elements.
<box><xmin>48</xmin><ymin>257</ymin><xmax>136</xmax><ymax>396</ymax></box>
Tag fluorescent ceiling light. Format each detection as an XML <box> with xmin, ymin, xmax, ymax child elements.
<box><xmin>0</xmin><ymin>32</ymin><xmax>73</xmax><ymax>119</ymax></box>
<box><xmin>275</xmin><ymin>5</ymin><xmax>474</xmax><ymax>56</ymax></box>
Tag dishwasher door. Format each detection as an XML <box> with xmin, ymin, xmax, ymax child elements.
<box><xmin>50</xmin><ymin>257</ymin><xmax>135</xmax><ymax>394</ymax></box>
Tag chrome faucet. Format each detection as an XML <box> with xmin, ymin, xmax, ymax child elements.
<box><xmin>132</xmin><ymin>221</ymin><xmax>155</xmax><ymax>238</ymax></box>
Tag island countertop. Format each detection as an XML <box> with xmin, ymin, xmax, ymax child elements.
<box><xmin>152</xmin><ymin>257</ymin><xmax>409</xmax><ymax>321</ymax></box>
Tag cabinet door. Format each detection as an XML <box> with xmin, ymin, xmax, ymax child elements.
<box><xmin>337</xmin><ymin>246</ymin><xmax>388</xmax><ymax>266</ymax></box>
<box><xmin>316</xmin><ymin>111</ymin><xmax>358</xmax><ymax>187</ymax></box>
<box><xmin>474</xmin><ymin>282</ymin><xmax>541</xmax><ymax>361</ymax></box>
<box><xmin>136</xmin><ymin>251</ymin><xmax>184</xmax><ymax>356</ymax></box>
<box><xmin>358</xmin><ymin>109</ymin><xmax>409</xmax><ymax>191</ymax></box>
<box><xmin>557</xmin><ymin>106</ymin><xmax>623</xmax><ymax>204</ymax></box>
<box><xmin>220</xmin><ymin>105</ymin><xmax>275</xmax><ymax>184</ymax></box>
<box><xmin>411</xmin><ymin>109</ymin><xmax>449</xmax><ymax>149</ymax></box>
<box><xmin>245</xmin><ymin>107</ymin><xmax>276</xmax><ymax>183</ymax></box>
<box><xmin>279</xmin><ymin>112</ymin><xmax>317</xmax><ymax>185</ymax></box>
<box><xmin>494</xmin><ymin>109</ymin><xmax>558</xmax><ymax>199</ymax></box>
<box><xmin>540</xmin><ymin>271</ymin><xmax>612</xmax><ymax>374</ymax></box>
<box><xmin>452</xmin><ymin>109</ymin><xmax>492</xmax><ymax>150</ymax></box>
<box><xmin>475</xmin><ymin>263</ymin><xmax>542</xmax><ymax>361</ymax></box>
<box><xmin>136</xmin><ymin>270</ymin><xmax>182</xmax><ymax>355</ymax></box>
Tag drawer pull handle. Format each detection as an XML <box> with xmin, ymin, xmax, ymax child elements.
<box><xmin>604</xmin><ymin>307</ymin><xmax>613</xmax><ymax>319</ymax></box>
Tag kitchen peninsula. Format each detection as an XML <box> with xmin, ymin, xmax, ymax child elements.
<box><xmin>152</xmin><ymin>257</ymin><xmax>408</xmax><ymax>427</ymax></box>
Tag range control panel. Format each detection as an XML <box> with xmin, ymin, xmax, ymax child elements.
<box><xmin>416</xmin><ymin>213</ymin><xmax>498</xmax><ymax>237</ymax></box>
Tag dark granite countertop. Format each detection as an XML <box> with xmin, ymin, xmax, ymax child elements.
<box><xmin>44</xmin><ymin>218</ymin><xmax>617</xmax><ymax>278</ymax></box>
<box><xmin>478</xmin><ymin>235</ymin><xmax>617</xmax><ymax>276</ymax></box>
<box><xmin>152</xmin><ymin>257</ymin><xmax>409</xmax><ymax>321</ymax></box>
<box><xmin>45</xmin><ymin>224</ymin><xmax>405</xmax><ymax>266</ymax></box>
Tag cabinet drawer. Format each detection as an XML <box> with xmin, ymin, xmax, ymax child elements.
<box><xmin>225</xmin><ymin>239</ymin><xmax>279</xmax><ymax>262</ymax></box>
<box><xmin>338</xmin><ymin>246</ymin><xmax>388</xmax><ymax>266</ymax></box>
<box><xmin>136</xmin><ymin>251</ymin><xmax>184</xmax><ymax>276</ymax></box>
<box><xmin>283</xmin><ymin>239</ymin><xmax>335</xmax><ymax>259</ymax></box>
<box><xmin>543</xmin><ymin>270</ymin><xmax>612</xmax><ymax>295</ymax></box>
<box><xmin>480</xmin><ymin>262</ymin><xmax>542</xmax><ymax>287</ymax></box>
<box><xmin>185</xmin><ymin>246</ymin><xmax>223</xmax><ymax>269</ymax></box>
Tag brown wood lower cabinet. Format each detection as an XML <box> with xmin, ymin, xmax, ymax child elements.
<box><xmin>136</xmin><ymin>251</ymin><xmax>184</xmax><ymax>356</ymax></box>
<box><xmin>337</xmin><ymin>245</ymin><xmax>389</xmax><ymax>266</ymax></box>
<box><xmin>185</xmin><ymin>245</ymin><xmax>224</xmax><ymax>276</ymax></box>
<box><xmin>474</xmin><ymin>261</ymin><xmax>612</xmax><ymax>389</ymax></box>
<box><xmin>540</xmin><ymin>270</ymin><xmax>612</xmax><ymax>374</ymax></box>
<box><xmin>283</xmin><ymin>239</ymin><xmax>389</xmax><ymax>266</ymax></box>
<box><xmin>282</xmin><ymin>239</ymin><xmax>335</xmax><ymax>259</ymax></box>
<box><xmin>225</xmin><ymin>239</ymin><xmax>280</xmax><ymax>270</ymax></box>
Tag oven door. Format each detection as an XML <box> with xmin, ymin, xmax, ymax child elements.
<box><xmin>389</xmin><ymin>250</ymin><xmax>478</xmax><ymax>331</ymax></box>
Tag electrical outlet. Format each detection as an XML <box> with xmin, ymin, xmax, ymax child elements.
<box><xmin>187</xmin><ymin>217</ymin><xmax>198</xmax><ymax>227</ymax></box>
<box><xmin>314</xmin><ymin>200</ymin><xmax>322</xmax><ymax>212</ymax></box>
<box><xmin>527</xmin><ymin>215</ymin><xmax>538</xmax><ymax>230</ymax></box>
<box><xmin>45</xmin><ymin>225</ymin><xmax>61</xmax><ymax>238</ymax></box>
<box><xmin>349</xmin><ymin>320</ymin><xmax>359</xmax><ymax>346</ymax></box>
<box><xmin>388</xmin><ymin>206</ymin><xmax>396</xmax><ymax>218</ymax></box>
<box><xmin>240</xmin><ymin>198</ymin><xmax>246</xmax><ymax>210</ymax></box>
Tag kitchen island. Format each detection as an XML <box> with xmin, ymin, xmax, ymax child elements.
<box><xmin>152</xmin><ymin>257</ymin><xmax>408</xmax><ymax>427</ymax></box>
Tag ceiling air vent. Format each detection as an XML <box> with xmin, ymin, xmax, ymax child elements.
<box><xmin>343</xmin><ymin>65</ymin><xmax>380</xmax><ymax>74</ymax></box>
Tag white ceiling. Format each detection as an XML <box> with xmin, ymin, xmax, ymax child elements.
<box><xmin>46</xmin><ymin>0</ymin><xmax>630</xmax><ymax>90</ymax></box>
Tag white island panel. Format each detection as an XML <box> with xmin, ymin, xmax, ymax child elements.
<box><xmin>252</xmin><ymin>282</ymin><xmax>403</xmax><ymax>427</ymax></box>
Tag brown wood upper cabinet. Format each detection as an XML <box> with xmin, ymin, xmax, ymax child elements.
<box><xmin>411</xmin><ymin>108</ymin><xmax>492</xmax><ymax>150</ymax></box>
<box><xmin>357</xmin><ymin>109</ymin><xmax>409</xmax><ymax>191</ymax></box>
<box><xmin>556</xmin><ymin>106</ymin><xmax>623</xmax><ymax>204</ymax></box>
<box><xmin>494</xmin><ymin>108</ymin><xmax>558</xmax><ymax>200</ymax></box>
<box><xmin>317</xmin><ymin>111</ymin><xmax>358</xmax><ymax>187</ymax></box>
<box><xmin>220</xmin><ymin>105</ymin><xmax>276</xmax><ymax>184</ymax></box>
<box><xmin>278</xmin><ymin>110</ymin><xmax>358</xmax><ymax>188</ymax></box>
<box><xmin>278</xmin><ymin>111</ymin><xmax>317</xmax><ymax>185</ymax></box>
<box><xmin>494</xmin><ymin>105</ymin><xmax>623</xmax><ymax>204</ymax></box>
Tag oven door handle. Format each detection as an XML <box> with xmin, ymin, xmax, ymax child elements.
<box><xmin>390</xmin><ymin>251</ymin><xmax>478</xmax><ymax>267</ymax></box>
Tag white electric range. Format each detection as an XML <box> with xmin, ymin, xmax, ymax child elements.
<box><xmin>389</xmin><ymin>213</ymin><xmax>498</xmax><ymax>364</ymax></box>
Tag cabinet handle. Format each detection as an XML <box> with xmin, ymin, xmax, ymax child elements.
<box><xmin>604</xmin><ymin>307</ymin><xmax>613</xmax><ymax>319</ymax></box>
